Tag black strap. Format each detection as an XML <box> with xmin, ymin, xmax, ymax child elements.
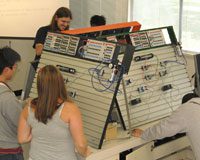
<box><xmin>0</xmin><ymin>81</ymin><xmax>12</xmax><ymax>91</ymax></box>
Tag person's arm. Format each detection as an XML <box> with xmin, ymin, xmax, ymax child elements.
<box><xmin>35</xmin><ymin>44</ymin><xmax>44</xmax><ymax>56</ymax></box>
<box><xmin>18</xmin><ymin>105</ymin><xmax>32</xmax><ymax>144</ymax></box>
<box><xmin>62</xmin><ymin>102</ymin><xmax>91</xmax><ymax>157</ymax></box>
<box><xmin>133</xmin><ymin>106</ymin><xmax>187</xmax><ymax>141</ymax></box>
<box><xmin>33</xmin><ymin>26</ymin><xmax>47</xmax><ymax>56</ymax></box>
<box><xmin>3</xmin><ymin>92</ymin><xmax>24</xmax><ymax>131</ymax></box>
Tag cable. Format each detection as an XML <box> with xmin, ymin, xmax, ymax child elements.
<box><xmin>88</xmin><ymin>62</ymin><xmax>125</xmax><ymax>93</ymax></box>
<box><xmin>142</xmin><ymin>54</ymin><xmax>160</xmax><ymax>87</ymax></box>
<box><xmin>160</xmin><ymin>73</ymin><xmax>174</xmax><ymax>112</ymax></box>
<box><xmin>66</xmin><ymin>68</ymin><xmax>88</xmax><ymax>87</ymax></box>
<box><xmin>161</xmin><ymin>91</ymin><xmax>174</xmax><ymax>112</ymax></box>
<box><xmin>170</xmin><ymin>85</ymin><xmax>181</xmax><ymax>102</ymax></box>
<box><xmin>163</xmin><ymin>60</ymin><xmax>185</xmax><ymax>65</ymax></box>
<box><xmin>173</xmin><ymin>43</ymin><xmax>187</xmax><ymax>65</ymax></box>
<box><xmin>88</xmin><ymin>63</ymin><xmax>113</xmax><ymax>92</ymax></box>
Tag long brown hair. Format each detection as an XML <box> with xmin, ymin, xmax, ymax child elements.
<box><xmin>50</xmin><ymin>7</ymin><xmax>72</xmax><ymax>31</ymax></box>
<box><xmin>33</xmin><ymin>65</ymin><xmax>68</xmax><ymax>124</ymax></box>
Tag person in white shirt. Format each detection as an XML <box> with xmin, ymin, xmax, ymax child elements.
<box><xmin>133</xmin><ymin>98</ymin><xmax>200</xmax><ymax>160</ymax></box>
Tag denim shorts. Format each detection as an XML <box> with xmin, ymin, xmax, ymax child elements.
<box><xmin>0</xmin><ymin>153</ymin><xmax>24</xmax><ymax>160</ymax></box>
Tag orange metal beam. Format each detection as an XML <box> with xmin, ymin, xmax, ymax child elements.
<box><xmin>62</xmin><ymin>21</ymin><xmax>141</xmax><ymax>35</ymax></box>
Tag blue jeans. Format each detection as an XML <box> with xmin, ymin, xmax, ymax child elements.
<box><xmin>0</xmin><ymin>153</ymin><xmax>24</xmax><ymax>160</ymax></box>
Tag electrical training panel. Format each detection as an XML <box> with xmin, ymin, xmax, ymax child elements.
<box><xmin>116</xmin><ymin>27</ymin><xmax>193</xmax><ymax>129</ymax></box>
<box><xmin>28</xmin><ymin>26</ymin><xmax>193</xmax><ymax>150</ymax></box>
<box><xmin>29</xmin><ymin>32</ymin><xmax>134</xmax><ymax>149</ymax></box>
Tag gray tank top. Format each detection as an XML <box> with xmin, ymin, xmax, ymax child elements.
<box><xmin>27</xmin><ymin>103</ymin><xmax>78</xmax><ymax>160</ymax></box>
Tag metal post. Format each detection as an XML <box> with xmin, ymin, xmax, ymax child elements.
<box><xmin>122</xmin><ymin>79</ymin><xmax>132</xmax><ymax>137</ymax></box>
<box><xmin>179</xmin><ymin>0</ymin><xmax>183</xmax><ymax>43</ymax></box>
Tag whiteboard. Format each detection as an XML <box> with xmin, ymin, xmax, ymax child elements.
<box><xmin>0</xmin><ymin>0</ymin><xmax>69</xmax><ymax>37</ymax></box>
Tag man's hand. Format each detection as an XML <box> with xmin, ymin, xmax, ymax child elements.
<box><xmin>132</xmin><ymin>129</ymin><xmax>144</xmax><ymax>137</ymax></box>
<box><xmin>35</xmin><ymin>44</ymin><xmax>44</xmax><ymax>56</ymax></box>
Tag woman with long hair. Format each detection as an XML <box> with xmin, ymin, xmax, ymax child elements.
<box><xmin>33</xmin><ymin>7</ymin><xmax>72</xmax><ymax>61</ymax></box>
<box><xmin>18</xmin><ymin>65</ymin><xmax>91</xmax><ymax>160</ymax></box>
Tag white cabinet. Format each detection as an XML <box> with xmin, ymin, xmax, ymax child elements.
<box><xmin>126</xmin><ymin>142</ymin><xmax>154</xmax><ymax>160</ymax></box>
<box><xmin>126</xmin><ymin>136</ymin><xmax>195</xmax><ymax>160</ymax></box>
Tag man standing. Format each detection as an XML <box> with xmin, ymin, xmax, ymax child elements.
<box><xmin>90</xmin><ymin>15</ymin><xmax>106</xmax><ymax>26</ymax></box>
<box><xmin>0</xmin><ymin>47</ymin><xmax>24</xmax><ymax>160</ymax></box>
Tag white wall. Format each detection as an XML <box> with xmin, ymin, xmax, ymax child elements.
<box><xmin>69</xmin><ymin>0</ymin><xmax>128</xmax><ymax>28</ymax></box>
<box><xmin>0</xmin><ymin>0</ymin><xmax>69</xmax><ymax>37</ymax></box>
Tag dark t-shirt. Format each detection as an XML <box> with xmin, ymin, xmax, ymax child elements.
<box><xmin>33</xmin><ymin>25</ymin><xmax>51</xmax><ymax>48</ymax></box>
<box><xmin>32</xmin><ymin>25</ymin><xmax>51</xmax><ymax>68</ymax></box>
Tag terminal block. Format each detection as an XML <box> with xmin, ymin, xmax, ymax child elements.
<box><xmin>160</xmin><ymin>61</ymin><xmax>167</xmax><ymax>67</ymax></box>
<box><xmin>125</xmin><ymin>79</ymin><xmax>133</xmax><ymax>86</ymax></box>
<box><xmin>134</xmin><ymin>53</ymin><xmax>154</xmax><ymax>62</ymax></box>
<box><xmin>68</xmin><ymin>91</ymin><xmax>77</xmax><ymax>98</ymax></box>
<box><xmin>63</xmin><ymin>78</ymin><xmax>69</xmax><ymax>84</ymax></box>
<box><xmin>159</xmin><ymin>70</ymin><xmax>167</xmax><ymax>77</ymax></box>
<box><xmin>130</xmin><ymin>98</ymin><xmax>141</xmax><ymax>106</ymax></box>
<box><xmin>144</xmin><ymin>74</ymin><xmax>155</xmax><ymax>80</ymax></box>
<box><xmin>161</xmin><ymin>84</ymin><xmax>172</xmax><ymax>91</ymax></box>
<box><xmin>56</xmin><ymin>65</ymin><xmax>76</xmax><ymax>74</ymax></box>
<box><xmin>141</xmin><ymin>65</ymin><xmax>151</xmax><ymax>71</ymax></box>
<box><xmin>137</xmin><ymin>86</ymin><xmax>147</xmax><ymax>93</ymax></box>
